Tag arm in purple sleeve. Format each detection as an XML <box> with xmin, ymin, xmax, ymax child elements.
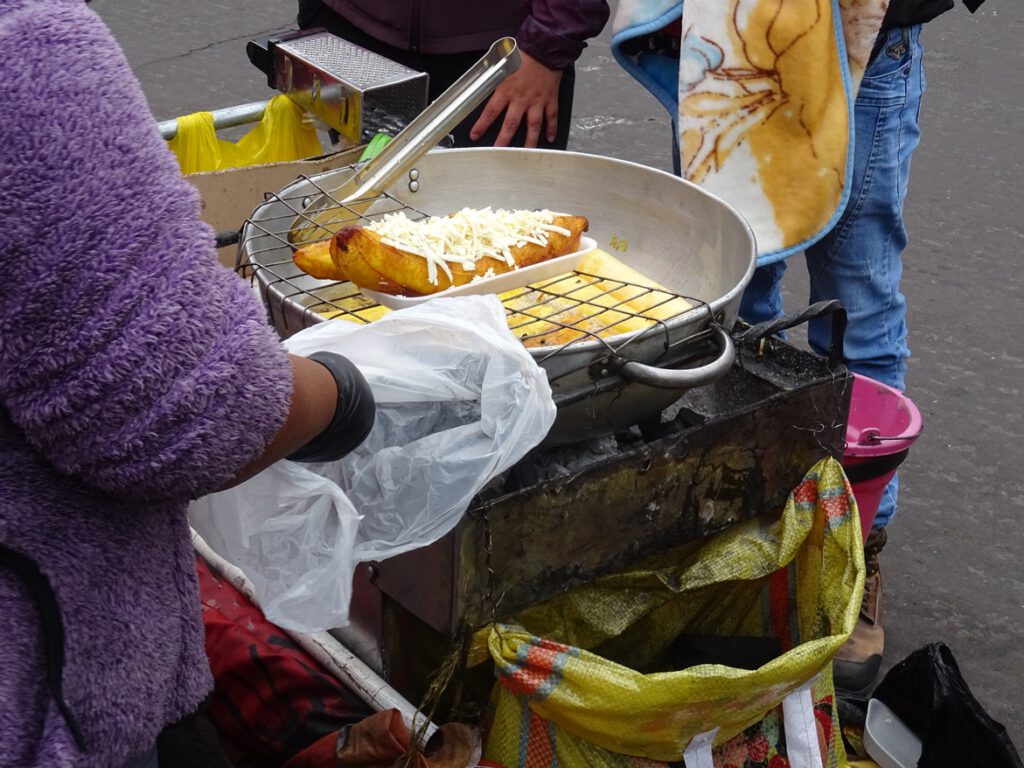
<box><xmin>0</xmin><ymin>1</ymin><xmax>295</xmax><ymax>501</ymax></box>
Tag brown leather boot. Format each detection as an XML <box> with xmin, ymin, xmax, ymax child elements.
<box><xmin>833</xmin><ymin>527</ymin><xmax>887</xmax><ymax>694</ymax></box>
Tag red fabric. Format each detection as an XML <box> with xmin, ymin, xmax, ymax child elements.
<box><xmin>281</xmin><ymin>732</ymin><xmax>341</xmax><ymax>768</ymax></box>
<box><xmin>768</xmin><ymin>566</ymin><xmax>795</xmax><ymax>653</ymax></box>
<box><xmin>196</xmin><ymin>557</ymin><xmax>372</xmax><ymax>767</ymax></box>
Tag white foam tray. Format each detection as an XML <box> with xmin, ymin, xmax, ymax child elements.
<box><xmin>361</xmin><ymin>236</ymin><xmax>597</xmax><ymax>309</ymax></box>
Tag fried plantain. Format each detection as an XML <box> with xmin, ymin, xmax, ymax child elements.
<box><xmin>293</xmin><ymin>240</ymin><xmax>347</xmax><ymax>281</ymax></box>
<box><xmin>330</xmin><ymin>213</ymin><xmax>588</xmax><ymax>296</ymax></box>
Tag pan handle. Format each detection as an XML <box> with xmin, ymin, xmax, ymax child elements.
<box><xmin>735</xmin><ymin>299</ymin><xmax>847</xmax><ymax>367</ymax></box>
<box><xmin>617</xmin><ymin>326</ymin><xmax>735</xmax><ymax>389</ymax></box>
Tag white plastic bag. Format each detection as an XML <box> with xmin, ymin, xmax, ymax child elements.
<box><xmin>189</xmin><ymin>296</ymin><xmax>556</xmax><ymax>632</ymax></box>
<box><xmin>188</xmin><ymin>462</ymin><xmax>361</xmax><ymax>632</ymax></box>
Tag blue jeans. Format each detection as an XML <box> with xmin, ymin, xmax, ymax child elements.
<box><xmin>740</xmin><ymin>25</ymin><xmax>925</xmax><ymax>529</ymax></box>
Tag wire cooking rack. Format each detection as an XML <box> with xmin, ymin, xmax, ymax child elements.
<box><xmin>239</xmin><ymin>173</ymin><xmax>715</xmax><ymax>377</ymax></box>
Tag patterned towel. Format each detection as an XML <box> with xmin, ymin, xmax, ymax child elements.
<box><xmin>612</xmin><ymin>0</ymin><xmax>889</xmax><ymax>264</ymax></box>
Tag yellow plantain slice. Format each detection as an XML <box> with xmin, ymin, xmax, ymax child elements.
<box><xmin>293</xmin><ymin>240</ymin><xmax>347</xmax><ymax>281</ymax></box>
<box><xmin>330</xmin><ymin>213</ymin><xmax>589</xmax><ymax>296</ymax></box>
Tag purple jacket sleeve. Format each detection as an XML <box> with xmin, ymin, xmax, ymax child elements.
<box><xmin>517</xmin><ymin>0</ymin><xmax>611</xmax><ymax>70</ymax></box>
<box><xmin>0</xmin><ymin>1</ymin><xmax>292</xmax><ymax>502</ymax></box>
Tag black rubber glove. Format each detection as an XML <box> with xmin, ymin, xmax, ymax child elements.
<box><xmin>287</xmin><ymin>351</ymin><xmax>376</xmax><ymax>463</ymax></box>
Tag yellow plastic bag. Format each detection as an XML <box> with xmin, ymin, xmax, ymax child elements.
<box><xmin>479</xmin><ymin>457</ymin><xmax>864</xmax><ymax>767</ymax></box>
<box><xmin>167</xmin><ymin>95</ymin><xmax>322</xmax><ymax>174</ymax></box>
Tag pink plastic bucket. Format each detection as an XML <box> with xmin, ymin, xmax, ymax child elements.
<box><xmin>842</xmin><ymin>374</ymin><xmax>923</xmax><ymax>542</ymax></box>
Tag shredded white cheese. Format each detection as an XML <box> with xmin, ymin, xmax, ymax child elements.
<box><xmin>367</xmin><ymin>207</ymin><xmax>571</xmax><ymax>286</ymax></box>
<box><xmin>471</xmin><ymin>268</ymin><xmax>497</xmax><ymax>284</ymax></box>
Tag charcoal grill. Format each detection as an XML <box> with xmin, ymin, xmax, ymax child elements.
<box><xmin>328</xmin><ymin>320</ymin><xmax>852</xmax><ymax>707</ymax></box>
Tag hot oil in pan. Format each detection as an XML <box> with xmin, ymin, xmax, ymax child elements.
<box><xmin>502</xmin><ymin>250</ymin><xmax>695</xmax><ymax>347</ymax></box>
<box><xmin>305</xmin><ymin>282</ymin><xmax>389</xmax><ymax>324</ymax></box>
<box><xmin>307</xmin><ymin>248</ymin><xmax>694</xmax><ymax>346</ymax></box>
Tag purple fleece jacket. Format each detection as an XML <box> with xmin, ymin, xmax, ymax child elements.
<box><xmin>0</xmin><ymin>1</ymin><xmax>292</xmax><ymax>765</ymax></box>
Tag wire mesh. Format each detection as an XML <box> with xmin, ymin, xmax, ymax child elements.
<box><xmin>239</xmin><ymin>176</ymin><xmax>712</xmax><ymax>362</ymax></box>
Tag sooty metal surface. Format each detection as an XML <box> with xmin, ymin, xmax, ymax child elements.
<box><xmin>334</xmin><ymin>329</ymin><xmax>852</xmax><ymax>697</ymax></box>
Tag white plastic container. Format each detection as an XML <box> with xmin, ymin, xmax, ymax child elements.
<box><xmin>864</xmin><ymin>698</ymin><xmax>923</xmax><ymax>768</ymax></box>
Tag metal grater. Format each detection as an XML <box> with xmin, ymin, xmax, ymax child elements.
<box><xmin>247</xmin><ymin>29</ymin><xmax>429</xmax><ymax>146</ymax></box>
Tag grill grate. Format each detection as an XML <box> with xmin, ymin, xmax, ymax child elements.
<box><xmin>497</xmin><ymin>271</ymin><xmax>703</xmax><ymax>364</ymax></box>
<box><xmin>239</xmin><ymin>177</ymin><xmax>713</xmax><ymax>376</ymax></box>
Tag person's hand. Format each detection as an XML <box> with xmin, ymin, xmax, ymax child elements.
<box><xmin>469</xmin><ymin>52</ymin><xmax>563</xmax><ymax>148</ymax></box>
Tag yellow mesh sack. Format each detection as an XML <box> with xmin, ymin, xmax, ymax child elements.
<box><xmin>478</xmin><ymin>457</ymin><xmax>864</xmax><ymax>767</ymax></box>
<box><xmin>167</xmin><ymin>95</ymin><xmax>322</xmax><ymax>174</ymax></box>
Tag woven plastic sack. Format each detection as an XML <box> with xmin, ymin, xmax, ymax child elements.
<box><xmin>479</xmin><ymin>457</ymin><xmax>864</xmax><ymax>767</ymax></box>
<box><xmin>167</xmin><ymin>94</ymin><xmax>322</xmax><ymax>174</ymax></box>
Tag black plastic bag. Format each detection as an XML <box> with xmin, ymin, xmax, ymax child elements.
<box><xmin>872</xmin><ymin>642</ymin><xmax>1022</xmax><ymax>768</ymax></box>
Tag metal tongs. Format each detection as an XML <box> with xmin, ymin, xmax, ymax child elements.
<box><xmin>290</xmin><ymin>37</ymin><xmax>521</xmax><ymax>244</ymax></box>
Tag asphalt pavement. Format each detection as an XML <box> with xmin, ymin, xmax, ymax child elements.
<box><xmin>94</xmin><ymin>0</ymin><xmax>1023</xmax><ymax>746</ymax></box>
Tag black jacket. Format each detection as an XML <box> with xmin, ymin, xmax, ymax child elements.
<box><xmin>883</xmin><ymin>0</ymin><xmax>985</xmax><ymax>30</ymax></box>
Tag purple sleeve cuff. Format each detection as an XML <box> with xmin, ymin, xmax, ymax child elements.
<box><xmin>516</xmin><ymin>0</ymin><xmax>611</xmax><ymax>70</ymax></box>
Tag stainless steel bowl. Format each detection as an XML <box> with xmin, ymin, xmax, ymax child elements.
<box><xmin>241</xmin><ymin>147</ymin><xmax>757</xmax><ymax>444</ymax></box>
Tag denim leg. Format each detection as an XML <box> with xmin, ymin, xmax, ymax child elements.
<box><xmin>739</xmin><ymin>260</ymin><xmax>788</xmax><ymax>326</ymax></box>
<box><xmin>806</xmin><ymin>25</ymin><xmax>926</xmax><ymax>528</ymax></box>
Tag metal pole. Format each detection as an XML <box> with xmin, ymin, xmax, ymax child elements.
<box><xmin>159</xmin><ymin>100</ymin><xmax>271</xmax><ymax>140</ymax></box>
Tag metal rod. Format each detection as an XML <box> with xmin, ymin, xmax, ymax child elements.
<box><xmin>159</xmin><ymin>99</ymin><xmax>271</xmax><ymax>140</ymax></box>
<box><xmin>190</xmin><ymin>529</ymin><xmax>438</xmax><ymax>742</ymax></box>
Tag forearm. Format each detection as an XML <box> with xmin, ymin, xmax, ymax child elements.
<box><xmin>224</xmin><ymin>355</ymin><xmax>338</xmax><ymax>488</ymax></box>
